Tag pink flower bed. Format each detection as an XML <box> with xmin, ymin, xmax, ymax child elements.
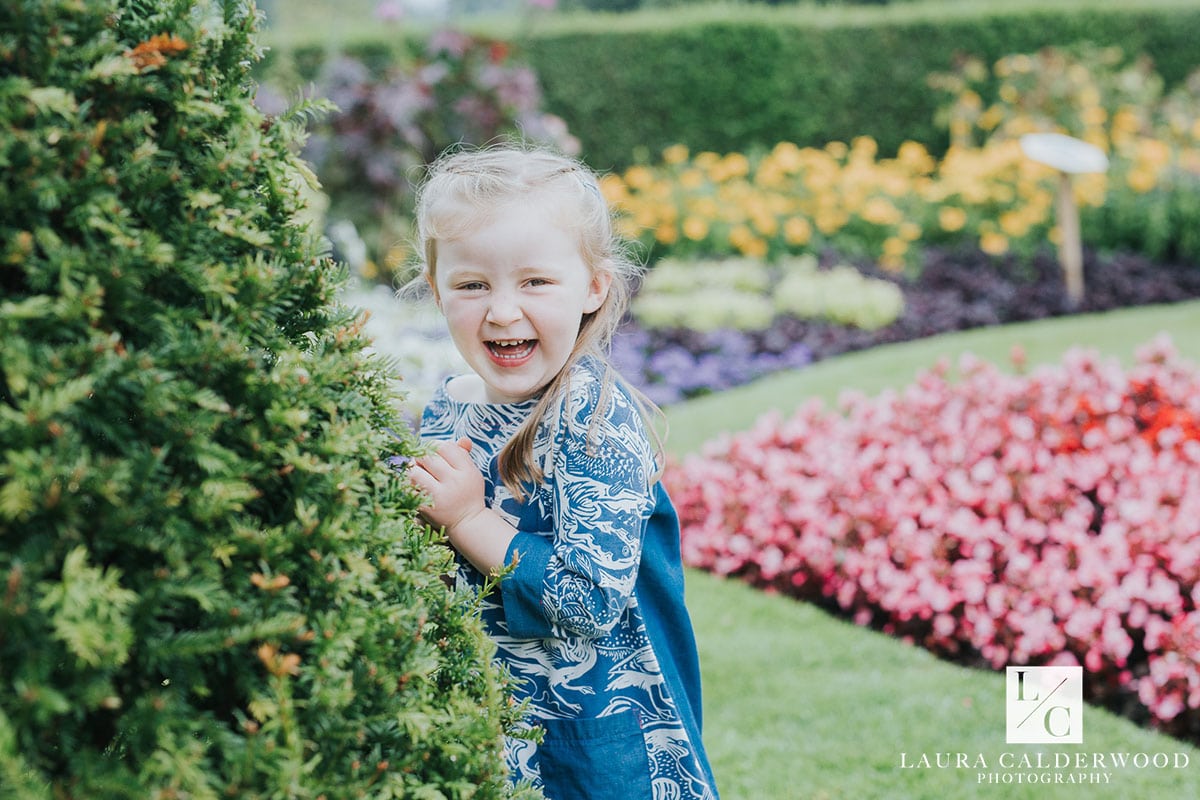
<box><xmin>666</xmin><ymin>336</ymin><xmax>1200</xmax><ymax>738</ymax></box>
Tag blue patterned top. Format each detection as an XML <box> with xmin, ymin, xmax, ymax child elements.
<box><xmin>420</xmin><ymin>357</ymin><xmax>719</xmax><ymax>800</ymax></box>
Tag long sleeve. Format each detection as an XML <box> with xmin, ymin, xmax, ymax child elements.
<box><xmin>501</xmin><ymin>373</ymin><xmax>656</xmax><ymax>640</ymax></box>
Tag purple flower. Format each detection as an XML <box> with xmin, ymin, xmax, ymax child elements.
<box><xmin>606</xmin><ymin>318</ymin><xmax>815</xmax><ymax>405</ymax></box>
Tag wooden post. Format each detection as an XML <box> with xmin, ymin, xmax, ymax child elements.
<box><xmin>1056</xmin><ymin>172</ymin><xmax>1084</xmax><ymax>309</ymax></box>
<box><xmin>1019</xmin><ymin>133</ymin><xmax>1108</xmax><ymax>311</ymax></box>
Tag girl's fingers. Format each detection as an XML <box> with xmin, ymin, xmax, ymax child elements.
<box><xmin>408</xmin><ymin>463</ymin><xmax>430</xmax><ymax>490</ymax></box>
<box><xmin>410</xmin><ymin>439</ymin><xmax>476</xmax><ymax>488</ymax></box>
<box><xmin>434</xmin><ymin>440</ymin><xmax>475</xmax><ymax>471</ymax></box>
<box><xmin>408</xmin><ymin>467</ymin><xmax>437</xmax><ymax>516</ymax></box>
<box><xmin>414</xmin><ymin>451</ymin><xmax>449</xmax><ymax>479</ymax></box>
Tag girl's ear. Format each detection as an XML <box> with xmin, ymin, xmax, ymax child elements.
<box><xmin>583</xmin><ymin>267</ymin><xmax>613</xmax><ymax>314</ymax></box>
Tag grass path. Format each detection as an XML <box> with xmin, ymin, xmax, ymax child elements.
<box><xmin>672</xmin><ymin>300</ymin><xmax>1200</xmax><ymax>799</ymax></box>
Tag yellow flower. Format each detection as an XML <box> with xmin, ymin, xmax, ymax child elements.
<box><xmin>979</xmin><ymin>105</ymin><xmax>1006</xmax><ymax>131</ymax></box>
<box><xmin>770</xmin><ymin>141</ymin><xmax>804</xmax><ymax>173</ymax></box>
<box><xmin>655</xmin><ymin>222</ymin><xmax>679</xmax><ymax>245</ymax></box>
<box><xmin>879</xmin><ymin>238</ymin><xmax>908</xmax><ymax>272</ymax></box>
<box><xmin>1111</xmin><ymin>107</ymin><xmax>1143</xmax><ymax>138</ymax></box>
<box><xmin>624</xmin><ymin>166</ymin><xmax>655</xmax><ymax>191</ymax></box>
<box><xmin>979</xmin><ymin>230</ymin><xmax>1009</xmax><ymax>255</ymax></box>
<box><xmin>744</xmin><ymin>238</ymin><xmax>769</xmax><ymax>258</ymax></box>
<box><xmin>803</xmin><ymin>166</ymin><xmax>836</xmax><ymax>194</ymax></box>
<box><xmin>689</xmin><ymin>196</ymin><xmax>720</xmax><ymax>219</ymax></box>
<box><xmin>898</xmin><ymin>221</ymin><xmax>922</xmax><ymax>241</ymax></box>
<box><xmin>615</xmin><ymin>217</ymin><xmax>641</xmax><ymax>240</ymax></box>
<box><xmin>662</xmin><ymin>143</ymin><xmax>690</xmax><ymax>165</ymax></box>
<box><xmin>950</xmin><ymin>118</ymin><xmax>972</xmax><ymax>143</ymax></box>
<box><xmin>783</xmin><ymin>216</ymin><xmax>813</xmax><ymax>246</ymax></box>
<box><xmin>999</xmin><ymin>210</ymin><xmax>1031</xmax><ymax>238</ymax></box>
<box><xmin>882</xmin><ymin>236</ymin><xmax>908</xmax><ymax>258</ymax></box>
<box><xmin>861</xmin><ymin>197</ymin><xmax>902</xmax><ymax>226</ymax></box>
<box><xmin>682</xmin><ymin>216</ymin><xmax>709</xmax><ymax>241</ymax></box>
<box><xmin>938</xmin><ymin>206</ymin><xmax>967</xmax><ymax>232</ymax></box>
<box><xmin>1081</xmin><ymin>131</ymin><xmax>1108</xmax><ymax>153</ymax></box>
<box><xmin>384</xmin><ymin>243</ymin><xmax>408</xmax><ymax>273</ymax></box>
<box><xmin>729</xmin><ymin>224</ymin><xmax>767</xmax><ymax>257</ymax></box>
<box><xmin>633</xmin><ymin>206</ymin><xmax>660</xmax><ymax>229</ymax></box>
<box><xmin>728</xmin><ymin>224</ymin><xmax>754</xmax><ymax>249</ymax></box>
<box><xmin>679</xmin><ymin>168</ymin><xmax>706</xmax><ymax>190</ymax></box>
<box><xmin>751</xmin><ymin>211</ymin><xmax>779</xmax><ymax>237</ymax></box>
<box><xmin>753</xmin><ymin>163</ymin><xmax>786</xmax><ymax>189</ymax></box>
<box><xmin>1126</xmin><ymin>166</ymin><xmax>1158</xmax><ymax>194</ymax></box>
<box><xmin>1075</xmin><ymin>173</ymin><xmax>1108</xmax><ymax>206</ymax></box>
<box><xmin>896</xmin><ymin>141</ymin><xmax>935</xmax><ymax>174</ymax></box>
<box><xmin>1081</xmin><ymin>105</ymin><xmax>1107</xmax><ymax>128</ymax></box>
<box><xmin>599</xmin><ymin>174</ymin><xmax>628</xmax><ymax>204</ymax></box>
<box><xmin>1136</xmin><ymin>138</ymin><xmax>1171</xmax><ymax>168</ymax></box>
<box><xmin>850</xmin><ymin>136</ymin><xmax>878</xmax><ymax>161</ymax></box>
<box><xmin>814</xmin><ymin>207</ymin><xmax>848</xmax><ymax>235</ymax></box>
<box><xmin>712</xmin><ymin>152</ymin><xmax>751</xmax><ymax>182</ymax></box>
<box><xmin>877</xmin><ymin>170</ymin><xmax>909</xmax><ymax>197</ymax></box>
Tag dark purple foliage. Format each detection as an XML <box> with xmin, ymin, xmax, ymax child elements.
<box><xmin>614</xmin><ymin>246</ymin><xmax>1200</xmax><ymax>404</ymax></box>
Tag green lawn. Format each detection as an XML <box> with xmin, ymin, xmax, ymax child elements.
<box><xmin>673</xmin><ymin>300</ymin><xmax>1200</xmax><ymax>800</ymax></box>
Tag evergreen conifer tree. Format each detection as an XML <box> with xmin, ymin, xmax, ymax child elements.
<box><xmin>0</xmin><ymin>2</ymin><xmax>525</xmax><ymax>797</ymax></box>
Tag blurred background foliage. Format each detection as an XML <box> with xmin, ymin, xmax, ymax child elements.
<box><xmin>248</xmin><ymin>1</ymin><xmax>1200</xmax><ymax>284</ymax></box>
<box><xmin>251</xmin><ymin>0</ymin><xmax>1200</xmax><ymax>417</ymax></box>
<box><xmin>253</xmin><ymin>0</ymin><xmax>1200</xmax><ymax>280</ymax></box>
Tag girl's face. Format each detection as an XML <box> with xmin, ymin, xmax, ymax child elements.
<box><xmin>431</xmin><ymin>198</ymin><xmax>611</xmax><ymax>404</ymax></box>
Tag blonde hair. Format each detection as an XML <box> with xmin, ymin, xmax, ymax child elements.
<box><xmin>413</xmin><ymin>143</ymin><xmax>663</xmax><ymax>499</ymax></box>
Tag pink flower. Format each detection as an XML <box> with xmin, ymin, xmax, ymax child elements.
<box><xmin>671</xmin><ymin>336</ymin><xmax>1200</xmax><ymax>730</ymax></box>
<box><xmin>374</xmin><ymin>0</ymin><xmax>403</xmax><ymax>21</ymax></box>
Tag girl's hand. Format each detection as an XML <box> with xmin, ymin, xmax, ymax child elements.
<box><xmin>409</xmin><ymin>438</ymin><xmax>517</xmax><ymax>574</ymax></box>
<box><xmin>410</xmin><ymin>438</ymin><xmax>484</xmax><ymax>531</ymax></box>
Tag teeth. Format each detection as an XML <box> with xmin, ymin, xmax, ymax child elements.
<box><xmin>487</xmin><ymin>339</ymin><xmax>535</xmax><ymax>362</ymax></box>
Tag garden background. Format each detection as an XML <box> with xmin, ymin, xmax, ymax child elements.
<box><xmin>5</xmin><ymin>0</ymin><xmax>1191</xmax><ymax>797</ymax></box>
<box><xmin>256</xmin><ymin>0</ymin><xmax>1200</xmax><ymax>797</ymax></box>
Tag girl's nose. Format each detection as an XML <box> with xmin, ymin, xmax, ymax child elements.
<box><xmin>485</xmin><ymin>296</ymin><xmax>523</xmax><ymax>326</ymax></box>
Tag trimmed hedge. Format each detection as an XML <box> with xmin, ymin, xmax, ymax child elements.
<box><xmin>526</xmin><ymin>1</ymin><xmax>1200</xmax><ymax>168</ymax></box>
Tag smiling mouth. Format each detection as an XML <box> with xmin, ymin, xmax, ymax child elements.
<box><xmin>485</xmin><ymin>339</ymin><xmax>537</xmax><ymax>362</ymax></box>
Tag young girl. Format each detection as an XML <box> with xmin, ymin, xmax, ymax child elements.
<box><xmin>407</xmin><ymin>145</ymin><xmax>720</xmax><ymax>800</ymax></box>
